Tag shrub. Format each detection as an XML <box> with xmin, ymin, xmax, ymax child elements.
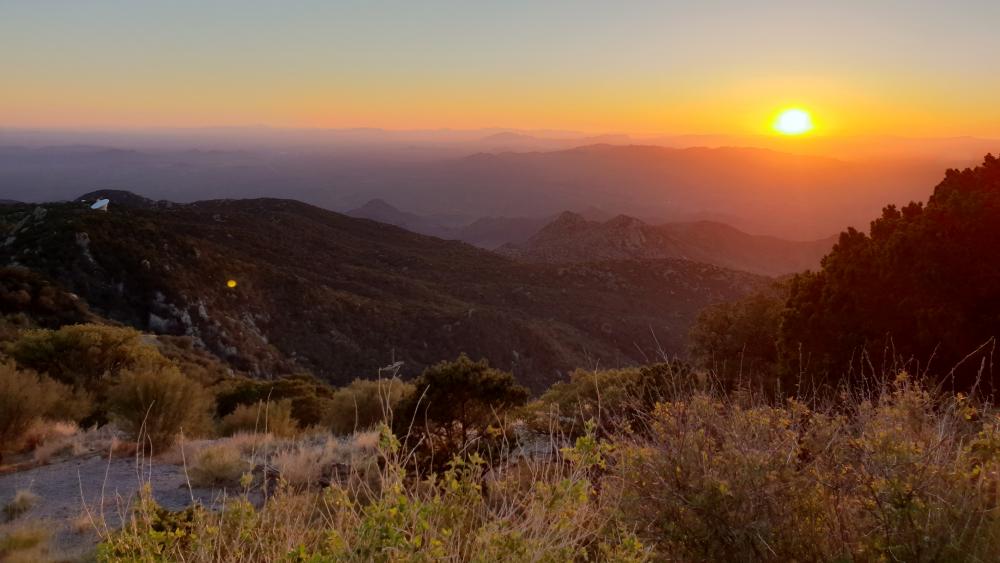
<box><xmin>324</xmin><ymin>377</ymin><xmax>414</xmax><ymax>435</ymax></box>
<box><xmin>4</xmin><ymin>324</ymin><xmax>169</xmax><ymax>425</ymax></box>
<box><xmin>0</xmin><ymin>361</ymin><xmax>75</xmax><ymax>453</ymax></box>
<box><xmin>527</xmin><ymin>362</ymin><xmax>696</xmax><ymax>437</ymax></box>
<box><xmin>0</xmin><ymin>522</ymin><xmax>51</xmax><ymax>561</ymax></box>
<box><xmin>688</xmin><ymin>282</ymin><xmax>787</xmax><ymax>387</ymax></box>
<box><xmin>614</xmin><ymin>373</ymin><xmax>1000</xmax><ymax>561</ymax></box>
<box><xmin>0</xmin><ymin>267</ymin><xmax>91</xmax><ymax>328</ymax></box>
<box><xmin>4</xmin><ymin>324</ymin><xmax>163</xmax><ymax>388</ymax></box>
<box><xmin>107</xmin><ymin>363</ymin><xmax>213</xmax><ymax>449</ymax></box>
<box><xmin>188</xmin><ymin>444</ymin><xmax>251</xmax><ymax>488</ymax></box>
<box><xmin>270</xmin><ymin>439</ymin><xmax>339</xmax><ymax>488</ymax></box>
<box><xmin>99</xmin><ymin>424</ymin><xmax>645</xmax><ymax>562</ymax></box>
<box><xmin>3</xmin><ymin>490</ymin><xmax>38</xmax><ymax>522</ymax></box>
<box><xmin>216</xmin><ymin>374</ymin><xmax>336</xmax><ymax>428</ymax></box>
<box><xmin>394</xmin><ymin>354</ymin><xmax>529</xmax><ymax>465</ymax></box>
<box><xmin>26</xmin><ymin>420</ymin><xmax>80</xmax><ymax>463</ymax></box>
<box><xmin>219</xmin><ymin>399</ymin><xmax>298</xmax><ymax>438</ymax></box>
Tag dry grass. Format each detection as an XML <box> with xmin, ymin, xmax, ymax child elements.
<box><xmin>28</xmin><ymin>421</ymin><xmax>82</xmax><ymax>464</ymax></box>
<box><xmin>98</xmin><ymin>423</ymin><xmax>639</xmax><ymax>562</ymax></box>
<box><xmin>0</xmin><ymin>521</ymin><xmax>52</xmax><ymax>562</ymax></box>
<box><xmin>25</xmin><ymin>423</ymin><xmax>131</xmax><ymax>466</ymax></box>
<box><xmin>187</xmin><ymin>443</ymin><xmax>252</xmax><ymax>488</ymax></box>
<box><xmin>70</xmin><ymin>509</ymin><xmax>93</xmax><ymax>535</ymax></box>
<box><xmin>220</xmin><ymin>400</ymin><xmax>298</xmax><ymax>438</ymax></box>
<box><xmin>270</xmin><ymin>439</ymin><xmax>337</xmax><ymax>488</ymax></box>
<box><xmin>613</xmin><ymin>373</ymin><xmax>1000</xmax><ymax>561</ymax></box>
<box><xmin>222</xmin><ymin>431</ymin><xmax>280</xmax><ymax>458</ymax></box>
<box><xmin>17</xmin><ymin>365</ymin><xmax>995</xmax><ymax>562</ymax></box>
<box><xmin>3</xmin><ymin>490</ymin><xmax>39</xmax><ymax>522</ymax></box>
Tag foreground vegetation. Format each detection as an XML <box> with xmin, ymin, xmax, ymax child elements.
<box><xmin>82</xmin><ymin>372</ymin><xmax>1000</xmax><ymax>562</ymax></box>
<box><xmin>3</xmin><ymin>291</ymin><xmax>1000</xmax><ymax>561</ymax></box>
<box><xmin>7</xmin><ymin>320</ymin><xmax>1000</xmax><ymax>560</ymax></box>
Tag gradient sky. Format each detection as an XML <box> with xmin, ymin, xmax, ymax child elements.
<box><xmin>3</xmin><ymin>0</ymin><xmax>1000</xmax><ymax>136</ymax></box>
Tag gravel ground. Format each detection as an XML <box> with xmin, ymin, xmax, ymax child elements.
<box><xmin>0</xmin><ymin>452</ymin><xmax>220</xmax><ymax>558</ymax></box>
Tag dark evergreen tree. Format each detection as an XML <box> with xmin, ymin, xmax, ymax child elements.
<box><xmin>781</xmin><ymin>154</ymin><xmax>1000</xmax><ymax>391</ymax></box>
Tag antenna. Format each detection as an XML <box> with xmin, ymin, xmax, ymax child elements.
<box><xmin>90</xmin><ymin>198</ymin><xmax>110</xmax><ymax>211</ymax></box>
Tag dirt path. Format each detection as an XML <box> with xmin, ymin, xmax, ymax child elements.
<box><xmin>0</xmin><ymin>452</ymin><xmax>218</xmax><ymax>557</ymax></box>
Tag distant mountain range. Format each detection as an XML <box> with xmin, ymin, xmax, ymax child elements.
<box><xmin>0</xmin><ymin>193</ymin><xmax>764</xmax><ymax>391</ymax></box>
<box><xmin>347</xmin><ymin>199</ymin><xmax>611</xmax><ymax>249</ymax></box>
<box><xmin>347</xmin><ymin>198</ymin><xmax>834</xmax><ymax>275</ymax></box>
<box><xmin>0</xmin><ymin>142</ymin><xmax>955</xmax><ymax>239</ymax></box>
<box><xmin>499</xmin><ymin>212</ymin><xmax>836</xmax><ymax>276</ymax></box>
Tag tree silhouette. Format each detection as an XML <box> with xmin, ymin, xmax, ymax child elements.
<box><xmin>781</xmin><ymin>154</ymin><xmax>1000</xmax><ymax>391</ymax></box>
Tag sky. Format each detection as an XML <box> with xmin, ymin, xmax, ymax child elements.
<box><xmin>2</xmin><ymin>0</ymin><xmax>1000</xmax><ymax>137</ymax></box>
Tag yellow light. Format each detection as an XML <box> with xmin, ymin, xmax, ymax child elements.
<box><xmin>226</xmin><ymin>279</ymin><xmax>237</xmax><ymax>288</ymax></box>
<box><xmin>773</xmin><ymin>108</ymin><xmax>813</xmax><ymax>135</ymax></box>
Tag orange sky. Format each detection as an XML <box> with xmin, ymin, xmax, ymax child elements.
<box><xmin>3</xmin><ymin>1</ymin><xmax>1000</xmax><ymax>137</ymax></box>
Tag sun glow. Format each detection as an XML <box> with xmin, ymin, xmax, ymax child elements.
<box><xmin>774</xmin><ymin>108</ymin><xmax>814</xmax><ymax>135</ymax></box>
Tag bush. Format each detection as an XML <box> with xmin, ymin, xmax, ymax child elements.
<box><xmin>688</xmin><ymin>282</ymin><xmax>787</xmax><ymax>387</ymax></box>
<box><xmin>0</xmin><ymin>267</ymin><xmax>91</xmax><ymax>329</ymax></box>
<box><xmin>395</xmin><ymin>354</ymin><xmax>529</xmax><ymax>465</ymax></box>
<box><xmin>99</xmin><ymin>424</ymin><xmax>644</xmax><ymax>562</ymax></box>
<box><xmin>615</xmin><ymin>373</ymin><xmax>1000</xmax><ymax>561</ymax></box>
<box><xmin>188</xmin><ymin>444</ymin><xmax>251</xmax><ymax>488</ymax></box>
<box><xmin>324</xmin><ymin>377</ymin><xmax>414</xmax><ymax>435</ymax></box>
<box><xmin>219</xmin><ymin>399</ymin><xmax>298</xmax><ymax>438</ymax></box>
<box><xmin>0</xmin><ymin>522</ymin><xmax>51</xmax><ymax>561</ymax></box>
<box><xmin>4</xmin><ymin>324</ymin><xmax>171</xmax><ymax>426</ymax></box>
<box><xmin>527</xmin><ymin>362</ymin><xmax>696</xmax><ymax>437</ymax></box>
<box><xmin>0</xmin><ymin>361</ymin><xmax>75</xmax><ymax>453</ymax></box>
<box><xmin>4</xmin><ymin>324</ymin><xmax>163</xmax><ymax>388</ymax></box>
<box><xmin>2</xmin><ymin>490</ymin><xmax>39</xmax><ymax>522</ymax></box>
<box><xmin>107</xmin><ymin>363</ymin><xmax>213</xmax><ymax>448</ymax></box>
<box><xmin>216</xmin><ymin>374</ymin><xmax>336</xmax><ymax>428</ymax></box>
<box><xmin>270</xmin><ymin>439</ymin><xmax>339</xmax><ymax>488</ymax></box>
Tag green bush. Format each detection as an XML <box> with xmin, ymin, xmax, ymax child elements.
<box><xmin>4</xmin><ymin>324</ymin><xmax>164</xmax><ymax>388</ymax></box>
<box><xmin>4</xmin><ymin>324</ymin><xmax>171</xmax><ymax>425</ymax></box>
<box><xmin>216</xmin><ymin>374</ymin><xmax>336</xmax><ymax>428</ymax></box>
<box><xmin>0</xmin><ymin>361</ymin><xmax>75</xmax><ymax>453</ymax></box>
<box><xmin>395</xmin><ymin>354</ymin><xmax>528</xmax><ymax>465</ymax></box>
<box><xmin>527</xmin><ymin>362</ymin><xmax>696</xmax><ymax>436</ymax></box>
<box><xmin>324</xmin><ymin>377</ymin><xmax>414</xmax><ymax>435</ymax></box>
<box><xmin>615</xmin><ymin>374</ymin><xmax>1000</xmax><ymax>561</ymax></box>
<box><xmin>688</xmin><ymin>282</ymin><xmax>787</xmax><ymax>387</ymax></box>
<box><xmin>107</xmin><ymin>363</ymin><xmax>213</xmax><ymax>448</ymax></box>
<box><xmin>219</xmin><ymin>399</ymin><xmax>298</xmax><ymax>438</ymax></box>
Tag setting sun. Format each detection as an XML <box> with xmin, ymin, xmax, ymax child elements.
<box><xmin>774</xmin><ymin>109</ymin><xmax>814</xmax><ymax>135</ymax></box>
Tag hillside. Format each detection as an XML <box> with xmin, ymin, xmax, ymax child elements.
<box><xmin>346</xmin><ymin>198</ymin><xmax>458</xmax><ymax>240</ymax></box>
<box><xmin>347</xmin><ymin>198</ymin><xmax>616</xmax><ymax>249</ymax></box>
<box><xmin>500</xmin><ymin>212</ymin><xmax>836</xmax><ymax>276</ymax></box>
<box><xmin>0</xmin><ymin>195</ymin><xmax>763</xmax><ymax>391</ymax></box>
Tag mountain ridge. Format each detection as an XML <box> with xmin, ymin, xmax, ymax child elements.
<box><xmin>0</xmin><ymin>193</ymin><xmax>765</xmax><ymax>391</ymax></box>
<box><xmin>500</xmin><ymin>213</ymin><xmax>836</xmax><ymax>276</ymax></box>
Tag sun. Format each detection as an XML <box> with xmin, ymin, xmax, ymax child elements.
<box><xmin>773</xmin><ymin>108</ymin><xmax>813</xmax><ymax>135</ymax></box>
